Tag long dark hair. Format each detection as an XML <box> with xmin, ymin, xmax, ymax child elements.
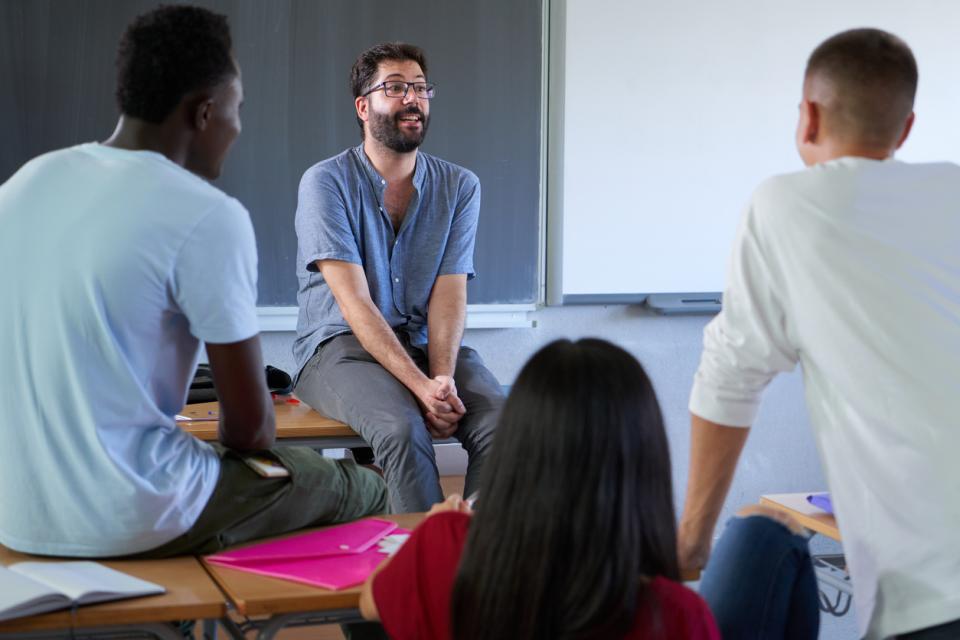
<box><xmin>451</xmin><ymin>339</ymin><xmax>678</xmax><ymax>640</ymax></box>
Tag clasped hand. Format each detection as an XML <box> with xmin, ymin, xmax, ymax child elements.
<box><xmin>417</xmin><ymin>375</ymin><xmax>466</xmax><ymax>438</ymax></box>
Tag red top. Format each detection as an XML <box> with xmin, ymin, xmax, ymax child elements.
<box><xmin>373</xmin><ymin>512</ymin><xmax>720</xmax><ymax>640</ymax></box>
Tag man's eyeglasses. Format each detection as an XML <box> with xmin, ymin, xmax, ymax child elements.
<box><xmin>363</xmin><ymin>81</ymin><xmax>436</xmax><ymax>100</ymax></box>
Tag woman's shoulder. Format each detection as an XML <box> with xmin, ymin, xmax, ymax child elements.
<box><xmin>414</xmin><ymin>511</ymin><xmax>471</xmax><ymax>544</ymax></box>
<box><xmin>399</xmin><ymin>511</ymin><xmax>472</xmax><ymax>570</ymax></box>
<box><xmin>628</xmin><ymin>577</ymin><xmax>720</xmax><ymax>639</ymax></box>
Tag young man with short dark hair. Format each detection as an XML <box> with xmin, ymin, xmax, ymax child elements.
<box><xmin>0</xmin><ymin>5</ymin><xmax>385</xmax><ymax>558</ymax></box>
<box><xmin>678</xmin><ymin>29</ymin><xmax>960</xmax><ymax>639</ymax></box>
<box><xmin>293</xmin><ymin>42</ymin><xmax>503</xmax><ymax>513</ymax></box>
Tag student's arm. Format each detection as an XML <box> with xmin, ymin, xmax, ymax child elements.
<box><xmin>424</xmin><ymin>274</ymin><xmax>468</xmax><ymax>437</ymax></box>
<box><xmin>359</xmin><ymin>494</ymin><xmax>472</xmax><ymax>622</ymax></box>
<box><xmin>318</xmin><ymin>259</ymin><xmax>459</xmax><ymax>420</ymax></box>
<box><xmin>681</xmin><ymin>196</ymin><xmax>798</xmax><ymax>572</ymax></box>
<box><xmin>677</xmin><ymin>415</ymin><xmax>749</xmax><ymax>573</ymax></box>
<box><xmin>358</xmin><ymin>562</ymin><xmax>384</xmax><ymax>621</ymax></box>
<box><xmin>206</xmin><ymin>335</ymin><xmax>276</xmax><ymax>451</ymax></box>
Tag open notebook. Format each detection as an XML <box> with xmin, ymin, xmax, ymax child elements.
<box><xmin>0</xmin><ymin>561</ymin><xmax>165</xmax><ymax>622</ymax></box>
<box><xmin>206</xmin><ymin>518</ymin><xmax>410</xmax><ymax>590</ymax></box>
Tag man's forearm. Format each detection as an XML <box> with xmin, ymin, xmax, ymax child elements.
<box><xmin>427</xmin><ymin>306</ymin><xmax>465</xmax><ymax>377</ymax></box>
<box><xmin>342</xmin><ymin>298</ymin><xmax>429</xmax><ymax>393</ymax></box>
<box><xmin>678</xmin><ymin>414</ymin><xmax>750</xmax><ymax>564</ymax></box>
<box><xmin>426</xmin><ymin>276</ymin><xmax>467</xmax><ymax>377</ymax></box>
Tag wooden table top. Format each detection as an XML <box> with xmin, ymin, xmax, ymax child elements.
<box><xmin>760</xmin><ymin>493</ymin><xmax>840</xmax><ymax>541</ymax></box>
<box><xmin>0</xmin><ymin>548</ymin><xmax>226</xmax><ymax>633</ymax></box>
<box><xmin>202</xmin><ymin>513</ymin><xmax>425</xmax><ymax>617</ymax></box>
<box><xmin>179</xmin><ymin>400</ymin><xmax>357</xmax><ymax>441</ymax></box>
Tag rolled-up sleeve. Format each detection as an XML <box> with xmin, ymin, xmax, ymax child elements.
<box><xmin>438</xmin><ymin>172</ymin><xmax>480</xmax><ymax>279</ymax></box>
<box><xmin>689</xmin><ymin>201</ymin><xmax>798</xmax><ymax>427</ymax></box>
<box><xmin>295</xmin><ymin>167</ymin><xmax>361</xmax><ymax>272</ymax></box>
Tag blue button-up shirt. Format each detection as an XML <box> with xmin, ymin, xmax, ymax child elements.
<box><xmin>293</xmin><ymin>145</ymin><xmax>480</xmax><ymax>376</ymax></box>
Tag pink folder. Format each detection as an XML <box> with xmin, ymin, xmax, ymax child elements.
<box><xmin>205</xmin><ymin>518</ymin><xmax>407</xmax><ymax>591</ymax></box>
<box><xmin>207</xmin><ymin>518</ymin><xmax>398</xmax><ymax>563</ymax></box>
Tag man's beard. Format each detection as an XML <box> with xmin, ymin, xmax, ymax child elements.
<box><xmin>368</xmin><ymin>106</ymin><xmax>429</xmax><ymax>153</ymax></box>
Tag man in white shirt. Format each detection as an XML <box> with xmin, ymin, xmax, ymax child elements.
<box><xmin>0</xmin><ymin>5</ymin><xmax>385</xmax><ymax>558</ymax></box>
<box><xmin>679</xmin><ymin>28</ymin><xmax>960</xmax><ymax>639</ymax></box>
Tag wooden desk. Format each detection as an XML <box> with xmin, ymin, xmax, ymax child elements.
<box><xmin>202</xmin><ymin>513</ymin><xmax>425</xmax><ymax>638</ymax></box>
<box><xmin>760</xmin><ymin>493</ymin><xmax>840</xmax><ymax>541</ymax></box>
<box><xmin>180</xmin><ymin>400</ymin><xmax>456</xmax><ymax>449</ymax></box>
<box><xmin>179</xmin><ymin>400</ymin><xmax>364</xmax><ymax>448</ymax></box>
<box><xmin>0</xmin><ymin>547</ymin><xmax>226</xmax><ymax>639</ymax></box>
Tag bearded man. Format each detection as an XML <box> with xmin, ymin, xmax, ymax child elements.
<box><xmin>292</xmin><ymin>43</ymin><xmax>503</xmax><ymax>513</ymax></box>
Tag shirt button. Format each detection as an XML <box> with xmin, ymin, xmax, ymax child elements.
<box><xmin>381</xmin><ymin>179</ymin><xmax>386</xmax><ymax>185</ymax></box>
<box><xmin>394</xmin><ymin>277</ymin><xmax>400</xmax><ymax>283</ymax></box>
<box><xmin>379</xmin><ymin>207</ymin><xmax>383</xmax><ymax>212</ymax></box>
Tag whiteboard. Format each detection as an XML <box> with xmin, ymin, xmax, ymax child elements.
<box><xmin>548</xmin><ymin>0</ymin><xmax>960</xmax><ymax>302</ymax></box>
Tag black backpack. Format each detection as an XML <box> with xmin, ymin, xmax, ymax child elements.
<box><xmin>186</xmin><ymin>365</ymin><xmax>293</xmax><ymax>404</ymax></box>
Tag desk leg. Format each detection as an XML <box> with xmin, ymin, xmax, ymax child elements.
<box><xmin>201</xmin><ymin>619</ymin><xmax>217</xmax><ymax>639</ymax></box>
<box><xmin>813</xmin><ymin>555</ymin><xmax>853</xmax><ymax>617</ymax></box>
<box><xmin>254</xmin><ymin>609</ymin><xmax>366</xmax><ymax>640</ymax></box>
<box><xmin>215</xmin><ymin>616</ymin><xmax>247</xmax><ymax>640</ymax></box>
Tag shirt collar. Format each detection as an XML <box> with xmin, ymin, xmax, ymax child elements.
<box><xmin>354</xmin><ymin>144</ymin><xmax>426</xmax><ymax>192</ymax></box>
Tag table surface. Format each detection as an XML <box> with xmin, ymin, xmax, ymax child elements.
<box><xmin>179</xmin><ymin>400</ymin><xmax>356</xmax><ymax>441</ymax></box>
<box><xmin>202</xmin><ymin>513</ymin><xmax>425</xmax><ymax>617</ymax></box>
<box><xmin>0</xmin><ymin>548</ymin><xmax>225</xmax><ymax>633</ymax></box>
<box><xmin>760</xmin><ymin>493</ymin><xmax>840</xmax><ymax>541</ymax></box>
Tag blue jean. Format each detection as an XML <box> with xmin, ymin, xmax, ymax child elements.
<box><xmin>699</xmin><ymin>515</ymin><xmax>820</xmax><ymax>639</ymax></box>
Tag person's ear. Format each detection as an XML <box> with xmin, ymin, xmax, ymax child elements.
<box><xmin>895</xmin><ymin>111</ymin><xmax>915</xmax><ymax>150</ymax></box>
<box><xmin>355</xmin><ymin>95</ymin><xmax>369</xmax><ymax>123</ymax></box>
<box><xmin>800</xmin><ymin>99</ymin><xmax>820</xmax><ymax>144</ymax></box>
<box><xmin>191</xmin><ymin>96</ymin><xmax>215</xmax><ymax>132</ymax></box>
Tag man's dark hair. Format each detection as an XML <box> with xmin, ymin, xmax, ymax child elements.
<box><xmin>350</xmin><ymin>42</ymin><xmax>428</xmax><ymax>133</ymax></box>
<box><xmin>451</xmin><ymin>339</ymin><xmax>678</xmax><ymax>640</ymax></box>
<box><xmin>806</xmin><ymin>28</ymin><xmax>917</xmax><ymax>148</ymax></box>
<box><xmin>115</xmin><ymin>5</ymin><xmax>236</xmax><ymax>124</ymax></box>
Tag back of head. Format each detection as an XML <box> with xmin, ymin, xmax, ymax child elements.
<box><xmin>115</xmin><ymin>5</ymin><xmax>235</xmax><ymax>124</ymax></box>
<box><xmin>805</xmin><ymin>28</ymin><xmax>917</xmax><ymax>150</ymax></box>
<box><xmin>451</xmin><ymin>339</ymin><xmax>678</xmax><ymax>640</ymax></box>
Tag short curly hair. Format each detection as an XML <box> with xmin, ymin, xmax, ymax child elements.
<box><xmin>115</xmin><ymin>5</ymin><xmax>236</xmax><ymax>124</ymax></box>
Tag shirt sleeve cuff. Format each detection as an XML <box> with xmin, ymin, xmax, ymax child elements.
<box><xmin>304</xmin><ymin>251</ymin><xmax>362</xmax><ymax>271</ymax></box>
<box><xmin>192</xmin><ymin>315</ymin><xmax>260</xmax><ymax>345</ymax></box>
<box><xmin>437</xmin><ymin>261</ymin><xmax>475</xmax><ymax>279</ymax></box>
<box><xmin>688</xmin><ymin>377</ymin><xmax>760</xmax><ymax>428</ymax></box>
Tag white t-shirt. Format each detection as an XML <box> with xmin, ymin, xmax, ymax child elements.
<box><xmin>0</xmin><ymin>143</ymin><xmax>260</xmax><ymax>556</ymax></box>
<box><xmin>690</xmin><ymin>157</ymin><xmax>960</xmax><ymax>638</ymax></box>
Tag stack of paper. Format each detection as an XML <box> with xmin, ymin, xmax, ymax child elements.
<box><xmin>206</xmin><ymin>518</ymin><xmax>410</xmax><ymax>590</ymax></box>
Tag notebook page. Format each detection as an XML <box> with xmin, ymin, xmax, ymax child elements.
<box><xmin>10</xmin><ymin>561</ymin><xmax>164</xmax><ymax>605</ymax></box>
<box><xmin>0</xmin><ymin>565</ymin><xmax>67</xmax><ymax>621</ymax></box>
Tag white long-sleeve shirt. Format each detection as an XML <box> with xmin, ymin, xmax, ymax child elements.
<box><xmin>690</xmin><ymin>157</ymin><xmax>960</xmax><ymax>639</ymax></box>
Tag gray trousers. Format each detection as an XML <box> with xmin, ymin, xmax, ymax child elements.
<box><xmin>294</xmin><ymin>333</ymin><xmax>503</xmax><ymax>513</ymax></box>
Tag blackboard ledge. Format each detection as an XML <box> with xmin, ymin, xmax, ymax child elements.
<box><xmin>560</xmin><ymin>293</ymin><xmax>722</xmax><ymax>315</ymax></box>
<box><xmin>256</xmin><ymin>305</ymin><xmax>537</xmax><ymax>332</ymax></box>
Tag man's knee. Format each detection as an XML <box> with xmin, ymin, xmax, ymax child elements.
<box><xmin>365</xmin><ymin>410</ymin><xmax>432</xmax><ymax>452</ymax></box>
